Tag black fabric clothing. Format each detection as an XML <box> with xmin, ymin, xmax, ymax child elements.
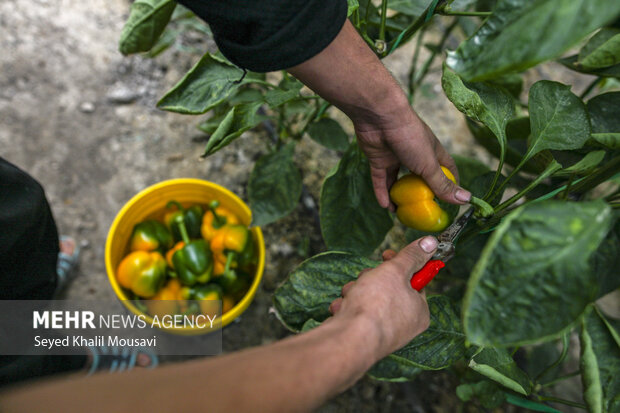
<box><xmin>0</xmin><ymin>158</ymin><xmax>86</xmax><ymax>386</ymax></box>
<box><xmin>176</xmin><ymin>0</ymin><xmax>348</xmax><ymax>72</ymax></box>
<box><xmin>0</xmin><ymin>158</ymin><xmax>58</xmax><ymax>300</ymax></box>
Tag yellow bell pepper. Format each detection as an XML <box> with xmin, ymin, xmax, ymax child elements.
<box><xmin>201</xmin><ymin>200</ymin><xmax>239</xmax><ymax>241</ymax></box>
<box><xmin>390</xmin><ymin>166</ymin><xmax>457</xmax><ymax>232</ymax></box>
<box><xmin>147</xmin><ymin>278</ymin><xmax>185</xmax><ymax>318</ymax></box>
<box><xmin>117</xmin><ymin>251</ymin><xmax>167</xmax><ymax>298</ymax></box>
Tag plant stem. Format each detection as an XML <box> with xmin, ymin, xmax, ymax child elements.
<box><xmin>364</xmin><ymin>0</ymin><xmax>372</xmax><ymax>25</ymax></box>
<box><xmin>539</xmin><ymin>371</ymin><xmax>580</xmax><ymax>388</ymax></box>
<box><xmin>438</xmin><ymin>10</ymin><xmax>492</xmax><ymax>17</ymax></box>
<box><xmin>408</xmin><ymin>28</ymin><xmax>426</xmax><ymax>103</ymax></box>
<box><xmin>494</xmin><ymin>161</ymin><xmax>562</xmax><ymax>214</ymax></box>
<box><xmin>561</xmin><ymin>174</ymin><xmax>575</xmax><ymax>200</ymax></box>
<box><xmin>580</xmin><ymin>77</ymin><xmax>602</xmax><ymax>99</ymax></box>
<box><xmin>413</xmin><ymin>20</ymin><xmax>458</xmax><ymax>89</ymax></box>
<box><xmin>483</xmin><ymin>150</ymin><xmax>506</xmax><ymax>201</ymax></box>
<box><xmin>353</xmin><ymin>8</ymin><xmax>360</xmax><ymax>27</ymax></box>
<box><xmin>470</xmin><ymin>196</ymin><xmax>494</xmax><ymax>218</ymax></box>
<box><xmin>379</xmin><ymin>0</ymin><xmax>388</xmax><ymax>41</ymax></box>
<box><xmin>535</xmin><ymin>333</ymin><xmax>570</xmax><ymax>383</ymax></box>
<box><xmin>489</xmin><ymin>156</ymin><xmax>524</xmax><ymax>201</ymax></box>
<box><xmin>314</xmin><ymin>101</ymin><xmax>331</xmax><ymax>121</ymax></box>
<box><xmin>366</xmin><ymin>20</ymin><xmax>406</xmax><ymax>32</ymax></box>
<box><xmin>604</xmin><ymin>187</ymin><xmax>620</xmax><ymax>201</ymax></box>
<box><xmin>385</xmin><ymin>0</ymin><xmax>437</xmax><ymax>55</ymax></box>
<box><xmin>537</xmin><ymin>395</ymin><xmax>587</xmax><ymax>410</ymax></box>
<box><xmin>569</xmin><ymin>155</ymin><xmax>620</xmax><ymax>195</ymax></box>
<box><xmin>249</xmin><ymin>79</ymin><xmax>277</xmax><ymax>89</ymax></box>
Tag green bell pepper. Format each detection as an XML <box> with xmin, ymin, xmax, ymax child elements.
<box><xmin>164</xmin><ymin>200</ymin><xmax>204</xmax><ymax>242</ymax></box>
<box><xmin>171</xmin><ymin>215</ymin><xmax>213</xmax><ymax>286</ymax></box>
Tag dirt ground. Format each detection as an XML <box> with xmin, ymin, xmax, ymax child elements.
<box><xmin>2</xmin><ymin>0</ymin><xmax>615</xmax><ymax>411</ymax></box>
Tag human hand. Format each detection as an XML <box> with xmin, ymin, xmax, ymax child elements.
<box><xmin>287</xmin><ymin>20</ymin><xmax>470</xmax><ymax>211</ymax></box>
<box><xmin>353</xmin><ymin>98</ymin><xmax>471</xmax><ymax>211</ymax></box>
<box><xmin>328</xmin><ymin>236</ymin><xmax>437</xmax><ymax>359</ymax></box>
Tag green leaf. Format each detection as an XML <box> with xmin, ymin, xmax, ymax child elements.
<box><xmin>592</xmin><ymin>133</ymin><xmax>620</xmax><ymax>149</ymax></box>
<box><xmin>447</xmin><ymin>0</ymin><xmax>620</xmax><ymax>81</ymax></box>
<box><xmin>555</xmin><ymin>150</ymin><xmax>606</xmax><ymax>177</ymax></box>
<box><xmin>467</xmin><ymin>117</ymin><xmax>553</xmax><ymax>174</ymax></box>
<box><xmin>470</xmin><ymin>172</ymin><xmax>506</xmax><ymax>206</ymax></box>
<box><xmin>228</xmin><ymin>88</ymin><xmax>264</xmax><ymax>106</ymax></box>
<box><xmin>369</xmin><ymin>295</ymin><xmax>466</xmax><ymax>381</ymax></box>
<box><xmin>145</xmin><ymin>26</ymin><xmax>177</xmax><ymax>58</ymax></box>
<box><xmin>456</xmin><ymin>381</ymin><xmax>506</xmax><ymax>409</ymax></box>
<box><xmin>387</xmin><ymin>0</ymin><xmax>431</xmax><ymax>16</ymax></box>
<box><xmin>347</xmin><ymin>0</ymin><xmax>360</xmax><ymax>16</ymax></box>
<box><xmin>306</xmin><ymin>118</ymin><xmax>350</xmax><ymax>151</ymax></box>
<box><xmin>248</xmin><ymin>142</ymin><xmax>302</xmax><ymax>227</ymax></box>
<box><xmin>578</xmin><ymin>28</ymin><xmax>620</xmax><ymax>70</ymax></box>
<box><xmin>442</xmin><ymin>65</ymin><xmax>515</xmax><ymax>158</ymax></box>
<box><xmin>274</xmin><ymin>252</ymin><xmax>465</xmax><ymax>379</ymax></box>
<box><xmin>367</xmin><ymin>358</ymin><xmax>422</xmax><ymax>382</ymax></box>
<box><xmin>273</xmin><ymin>252</ymin><xmax>378</xmax><ymax>331</ymax></box>
<box><xmin>264</xmin><ymin>88</ymin><xmax>299</xmax><ymax>108</ymax></box>
<box><xmin>526</xmin><ymin>81</ymin><xmax>591</xmax><ymax>161</ymax></box>
<box><xmin>463</xmin><ymin>200</ymin><xmax>613</xmax><ymax>347</ymax></box>
<box><xmin>452</xmin><ymin>155</ymin><xmax>490</xmax><ymax>189</ymax></box>
<box><xmin>118</xmin><ymin>0</ymin><xmax>176</xmax><ymax>55</ymax></box>
<box><xmin>469</xmin><ymin>348</ymin><xmax>532</xmax><ymax>395</ymax></box>
<box><xmin>197</xmin><ymin>111</ymin><xmax>229</xmax><ymax>135</ymax></box>
<box><xmin>588</xmin><ymin>92</ymin><xmax>620</xmax><ymax>133</ymax></box>
<box><xmin>157</xmin><ymin>53</ymin><xmax>247</xmax><ymax>114</ymax></box>
<box><xmin>300</xmin><ymin>318</ymin><xmax>321</xmax><ymax>332</ymax></box>
<box><xmin>444</xmin><ymin>232</ymin><xmax>490</xmax><ymax>282</ymax></box>
<box><xmin>320</xmin><ymin>143</ymin><xmax>393</xmax><ymax>256</ymax></box>
<box><xmin>559</xmin><ymin>54</ymin><xmax>620</xmax><ymax>78</ymax></box>
<box><xmin>590</xmin><ymin>219</ymin><xmax>620</xmax><ymax>299</ymax></box>
<box><xmin>488</xmin><ymin>73</ymin><xmax>524</xmax><ymax>100</ymax></box>
<box><xmin>383</xmin><ymin>295</ymin><xmax>466</xmax><ymax>370</ymax></box>
<box><xmin>580</xmin><ymin>306</ymin><xmax>620</xmax><ymax>413</ymax></box>
<box><xmin>202</xmin><ymin>102</ymin><xmax>266</xmax><ymax>156</ymax></box>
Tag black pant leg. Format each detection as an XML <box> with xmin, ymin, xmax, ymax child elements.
<box><xmin>0</xmin><ymin>158</ymin><xmax>88</xmax><ymax>386</ymax></box>
<box><xmin>0</xmin><ymin>157</ymin><xmax>58</xmax><ymax>299</ymax></box>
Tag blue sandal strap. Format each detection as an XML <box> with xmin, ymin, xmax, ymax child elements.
<box><xmin>87</xmin><ymin>346</ymin><xmax>158</xmax><ymax>375</ymax></box>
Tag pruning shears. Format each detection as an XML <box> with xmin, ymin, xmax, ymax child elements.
<box><xmin>410</xmin><ymin>208</ymin><xmax>474</xmax><ymax>291</ymax></box>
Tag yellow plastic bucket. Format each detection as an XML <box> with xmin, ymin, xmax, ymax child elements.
<box><xmin>105</xmin><ymin>178</ymin><xmax>265</xmax><ymax>333</ymax></box>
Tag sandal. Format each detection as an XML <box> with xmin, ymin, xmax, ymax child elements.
<box><xmin>55</xmin><ymin>235</ymin><xmax>80</xmax><ymax>295</ymax></box>
<box><xmin>87</xmin><ymin>346</ymin><xmax>158</xmax><ymax>375</ymax></box>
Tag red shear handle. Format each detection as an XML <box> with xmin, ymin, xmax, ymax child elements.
<box><xmin>410</xmin><ymin>260</ymin><xmax>445</xmax><ymax>291</ymax></box>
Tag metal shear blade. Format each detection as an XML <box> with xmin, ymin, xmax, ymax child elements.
<box><xmin>432</xmin><ymin>208</ymin><xmax>474</xmax><ymax>262</ymax></box>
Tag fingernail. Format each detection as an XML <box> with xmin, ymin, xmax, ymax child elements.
<box><xmin>455</xmin><ymin>189</ymin><xmax>471</xmax><ymax>202</ymax></box>
<box><xmin>420</xmin><ymin>236</ymin><xmax>438</xmax><ymax>253</ymax></box>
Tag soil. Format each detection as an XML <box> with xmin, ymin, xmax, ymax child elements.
<box><xmin>2</xmin><ymin>1</ymin><xmax>616</xmax><ymax>412</ymax></box>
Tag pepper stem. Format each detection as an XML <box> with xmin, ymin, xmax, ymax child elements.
<box><xmin>174</xmin><ymin>215</ymin><xmax>191</xmax><ymax>244</ymax></box>
<box><xmin>469</xmin><ymin>196</ymin><xmax>494</xmax><ymax>218</ymax></box>
<box><xmin>224</xmin><ymin>251</ymin><xmax>235</xmax><ymax>275</ymax></box>
<box><xmin>208</xmin><ymin>200</ymin><xmax>226</xmax><ymax>228</ymax></box>
<box><xmin>166</xmin><ymin>200</ymin><xmax>185</xmax><ymax>212</ymax></box>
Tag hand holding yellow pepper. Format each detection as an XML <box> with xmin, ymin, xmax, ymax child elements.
<box><xmin>390</xmin><ymin>166</ymin><xmax>457</xmax><ymax>232</ymax></box>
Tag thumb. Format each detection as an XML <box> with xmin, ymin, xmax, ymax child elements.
<box><xmin>421</xmin><ymin>162</ymin><xmax>470</xmax><ymax>205</ymax></box>
<box><xmin>388</xmin><ymin>236</ymin><xmax>438</xmax><ymax>281</ymax></box>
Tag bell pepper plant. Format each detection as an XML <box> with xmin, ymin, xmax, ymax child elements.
<box><xmin>119</xmin><ymin>1</ymin><xmax>620</xmax><ymax>411</ymax></box>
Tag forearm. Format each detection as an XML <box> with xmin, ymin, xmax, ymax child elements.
<box><xmin>1</xmin><ymin>315</ymin><xmax>381</xmax><ymax>413</ymax></box>
<box><xmin>287</xmin><ymin>20</ymin><xmax>412</xmax><ymax>128</ymax></box>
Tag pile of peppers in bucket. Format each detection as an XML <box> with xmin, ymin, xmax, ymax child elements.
<box><xmin>116</xmin><ymin>200</ymin><xmax>256</xmax><ymax>315</ymax></box>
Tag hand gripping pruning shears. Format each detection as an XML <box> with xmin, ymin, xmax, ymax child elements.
<box><xmin>410</xmin><ymin>208</ymin><xmax>474</xmax><ymax>291</ymax></box>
